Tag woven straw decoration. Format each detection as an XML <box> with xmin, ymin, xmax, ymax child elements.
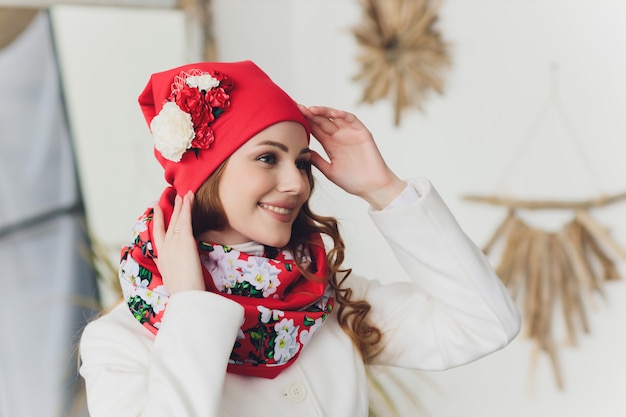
<box><xmin>352</xmin><ymin>0</ymin><xmax>450</xmax><ymax>125</ymax></box>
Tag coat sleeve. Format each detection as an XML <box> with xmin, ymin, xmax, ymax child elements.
<box><xmin>348</xmin><ymin>178</ymin><xmax>521</xmax><ymax>370</ymax></box>
<box><xmin>79</xmin><ymin>291</ymin><xmax>244</xmax><ymax>417</ymax></box>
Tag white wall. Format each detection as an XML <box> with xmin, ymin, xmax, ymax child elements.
<box><xmin>212</xmin><ymin>1</ymin><xmax>626</xmax><ymax>416</ymax></box>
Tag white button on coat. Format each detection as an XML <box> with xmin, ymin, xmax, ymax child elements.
<box><xmin>286</xmin><ymin>383</ymin><xmax>306</xmax><ymax>402</ymax></box>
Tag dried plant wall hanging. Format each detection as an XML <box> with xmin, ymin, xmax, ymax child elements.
<box><xmin>463</xmin><ymin>67</ymin><xmax>625</xmax><ymax>389</ymax></box>
<box><xmin>464</xmin><ymin>195</ymin><xmax>626</xmax><ymax>389</ymax></box>
<box><xmin>352</xmin><ymin>0</ymin><xmax>450</xmax><ymax>126</ymax></box>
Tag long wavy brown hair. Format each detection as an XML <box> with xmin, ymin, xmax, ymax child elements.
<box><xmin>192</xmin><ymin>159</ymin><xmax>383</xmax><ymax>361</ymax></box>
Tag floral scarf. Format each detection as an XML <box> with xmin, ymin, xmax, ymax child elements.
<box><xmin>119</xmin><ymin>205</ymin><xmax>334</xmax><ymax>379</ymax></box>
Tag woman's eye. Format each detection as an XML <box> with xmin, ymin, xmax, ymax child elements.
<box><xmin>296</xmin><ymin>159</ymin><xmax>312</xmax><ymax>171</ymax></box>
<box><xmin>258</xmin><ymin>153</ymin><xmax>277</xmax><ymax>165</ymax></box>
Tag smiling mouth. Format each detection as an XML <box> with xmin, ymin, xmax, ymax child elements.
<box><xmin>258</xmin><ymin>203</ymin><xmax>293</xmax><ymax>215</ymax></box>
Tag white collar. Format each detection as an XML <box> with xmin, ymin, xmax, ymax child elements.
<box><xmin>227</xmin><ymin>241</ymin><xmax>265</xmax><ymax>256</ymax></box>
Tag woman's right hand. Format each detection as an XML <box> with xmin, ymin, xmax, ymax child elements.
<box><xmin>152</xmin><ymin>191</ymin><xmax>206</xmax><ymax>294</ymax></box>
<box><xmin>299</xmin><ymin>105</ymin><xmax>406</xmax><ymax>210</ymax></box>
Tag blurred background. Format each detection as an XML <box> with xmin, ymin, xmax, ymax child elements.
<box><xmin>0</xmin><ymin>0</ymin><xmax>624</xmax><ymax>416</ymax></box>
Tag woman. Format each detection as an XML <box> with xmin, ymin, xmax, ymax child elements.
<box><xmin>79</xmin><ymin>60</ymin><xmax>520</xmax><ymax>416</ymax></box>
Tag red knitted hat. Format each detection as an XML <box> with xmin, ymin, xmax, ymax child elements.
<box><xmin>138</xmin><ymin>60</ymin><xmax>309</xmax><ymax>199</ymax></box>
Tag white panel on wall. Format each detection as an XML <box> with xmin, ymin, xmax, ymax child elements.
<box><xmin>51</xmin><ymin>5</ymin><xmax>189</xmax><ymax>264</ymax></box>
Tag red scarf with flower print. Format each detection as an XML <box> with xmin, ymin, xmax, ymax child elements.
<box><xmin>119</xmin><ymin>205</ymin><xmax>334</xmax><ymax>379</ymax></box>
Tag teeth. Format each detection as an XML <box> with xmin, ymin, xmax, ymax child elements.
<box><xmin>260</xmin><ymin>203</ymin><xmax>291</xmax><ymax>214</ymax></box>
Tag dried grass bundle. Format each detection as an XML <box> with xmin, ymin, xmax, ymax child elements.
<box><xmin>352</xmin><ymin>0</ymin><xmax>450</xmax><ymax>125</ymax></box>
<box><xmin>472</xmin><ymin>193</ymin><xmax>626</xmax><ymax>389</ymax></box>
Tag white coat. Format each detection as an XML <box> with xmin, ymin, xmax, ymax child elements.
<box><xmin>79</xmin><ymin>178</ymin><xmax>521</xmax><ymax>417</ymax></box>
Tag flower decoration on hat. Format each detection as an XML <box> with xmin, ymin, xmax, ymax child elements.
<box><xmin>150</xmin><ymin>69</ymin><xmax>234</xmax><ymax>162</ymax></box>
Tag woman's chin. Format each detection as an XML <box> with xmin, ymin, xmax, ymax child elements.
<box><xmin>258</xmin><ymin>235</ymin><xmax>291</xmax><ymax>249</ymax></box>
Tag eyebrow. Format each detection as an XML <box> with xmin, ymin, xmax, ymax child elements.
<box><xmin>257</xmin><ymin>140</ymin><xmax>310</xmax><ymax>155</ymax></box>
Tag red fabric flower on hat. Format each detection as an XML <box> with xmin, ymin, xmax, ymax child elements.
<box><xmin>150</xmin><ymin>69</ymin><xmax>233</xmax><ymax>162</ymax></box>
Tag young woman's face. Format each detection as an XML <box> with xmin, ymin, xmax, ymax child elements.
<box><xmin>200</xmin><ymin>121</ymin><xmax>311</xmax><ymax>247</ymax></box>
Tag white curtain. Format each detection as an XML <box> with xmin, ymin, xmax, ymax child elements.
<box><xmin>0</xmin><ymin>11</ymin><xmax>98</xmax><ymax>417</ymax></box>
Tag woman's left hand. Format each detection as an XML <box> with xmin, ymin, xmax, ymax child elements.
<box><xmin>299</xmin><ymin>105</ymin><xmax>407</xmax><ymax>210</ymax></box>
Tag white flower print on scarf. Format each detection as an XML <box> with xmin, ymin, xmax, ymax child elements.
<box><xmin>240</xmin><ymin>256</ymin><xmax>282</xmax><ymax>298</ymax></box>
<box><xmin>273</xmin><ymin>318</ymin><xmax>301</xmax><ymax>364</ymax></box>
<box><xmin>200</xmin><ymin>245</ymin><xmax>243</xmax><ymax>293</ymax></box>
<box><xmin>299</xmin><ymin>317</ymin><xmax>324</xmax><ymax>346</ymax></box>
<box><xmin>257</xmin><ymin>306</ymin><xmax>285</xmax><ymax>323</ymax></box>
<box><xmin>120</xmin><ymin>254</ymin><xmax>169</xmax><ymax>314</ymax></box>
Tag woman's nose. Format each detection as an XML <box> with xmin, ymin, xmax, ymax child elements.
<box><xmin>277</xmin><ymin>164</ymin><xmax>308</xmax><ymax>194</ymax></box>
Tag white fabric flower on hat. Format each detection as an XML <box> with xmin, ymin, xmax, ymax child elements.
<box><xmin>186</xmin><ymin>73</ymin><xmax>220</xmax><ymax>91</ymax></box>
<box><xmin>150</xmin><ymin>101</ymin><xmax>195</xmax><ymax>162</ymax></box>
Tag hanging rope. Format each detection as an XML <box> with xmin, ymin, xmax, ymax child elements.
<box><xmin>495</xmin><ymin>64</ymin><xmax>604</xmax><ymax>195</ymax></box>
